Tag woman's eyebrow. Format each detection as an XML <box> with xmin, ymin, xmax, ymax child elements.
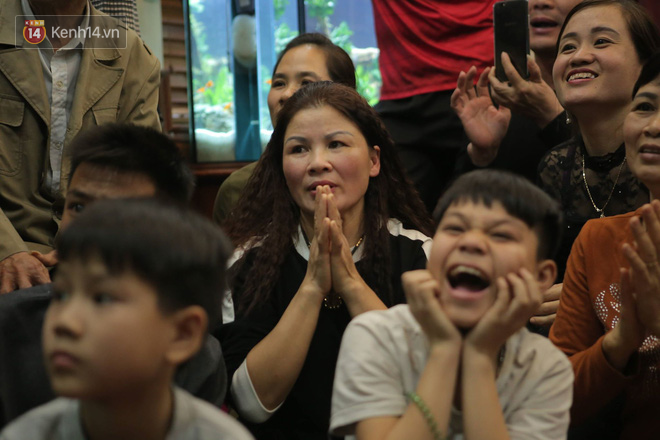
<box><xmin>325</xmin><ymin>131</ymin><xmax>354</xmax><ymax>140</ymax></box>
<box><xmin>284</xmin><ymin>135</ymin><xmax>307</xmax><ymax>144</ymax></box>
<box><xmin>561</xmin><ymin>26</ymin><xmax>620</xmax><ymax>42</ymax></box>
<box><xmin>635</xmin><ymin>91</ymin><xmax>659</xmax><ymax>101</ymax></box>
<box><xmin>590</xmin><ymin>25</ymin><xmax>620</xmax><ymax>36</ymax></box>
<box><xmin>295</xmin><ymin>71</ymin><xmax>322</xmax><ymax>79</ymax></box>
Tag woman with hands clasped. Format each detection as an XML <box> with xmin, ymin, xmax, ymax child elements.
<box><xmin>331</xmin><ymin>171</ymin><xmax>573</xmax><ymax>440</ymax></box>
<box><xmin>218</xmin><ymin>81</ymin><xmax>433</xmax><ymax>439</ymax></box>
<box><xmin>550</xmin><ymin>52</ymin><xmax>660</xmax><ymax>438</ymax></box>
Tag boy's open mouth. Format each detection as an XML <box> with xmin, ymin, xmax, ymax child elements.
<box><xmin>448</xmin><ymin>265</ymin><xmax>490</xmax><ymax>292</ymax></box>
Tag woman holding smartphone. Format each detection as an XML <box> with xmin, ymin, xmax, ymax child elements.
<box><xmin>537</xmin><ymin>0</ymin><xmax>659</xmax><ymax>277</ymax></box>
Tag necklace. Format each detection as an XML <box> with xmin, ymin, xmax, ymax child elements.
<box><xmin>581</xmin><ymin>152</ymin><xmax>626</xmax><ymax>218</ymax></box>
<box><xmin>302</xmin><ymin>231</ymin><xmax>365</xmax><ymax>310</ymax></box>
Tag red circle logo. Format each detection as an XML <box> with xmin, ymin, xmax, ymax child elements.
<box><xmin>23</xmin><ymin>21</ymin><xmax>46</xmax><ymax>44</ymax></box>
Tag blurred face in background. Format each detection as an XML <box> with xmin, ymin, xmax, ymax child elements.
<box><xmin>529</xmin><ymin>0</ymin><xmax>583</xmax><ymax>56</ymax></box>
<box><xmin>267</xmin><ymin>45</ymin><xmax>331</xmax><ymax>124</ymax></box>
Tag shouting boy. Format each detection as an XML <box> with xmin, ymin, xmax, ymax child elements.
<box><xmin>0</xmin><ymin>199</ymin><xmax>253</xmax><ymax>440</ymax></box>
<box><xmin>330</xmin><ymin>170</ymin><xmax>573</xmax><ymax>440</ymax></box>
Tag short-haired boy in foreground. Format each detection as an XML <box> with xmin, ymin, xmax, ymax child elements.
<box><xmin>330</xmin><ymin>170</ymin><xmax>573</xmax><ymax>440</ymax></box>
<box><xmin>0</xmin><ymin>199</ymin><xmax>253</xmax><ymax>440</ymax></box>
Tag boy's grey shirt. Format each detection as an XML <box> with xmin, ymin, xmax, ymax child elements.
<box><xmin>330</xmin><ymin>304</ymin><xmax>574</xmax><ymax>439</ymax></box>
<box><xmin>0</xmin><ymin>387</ymin><xmax>254</xmax><ymax>440</ymax></box>
<box><xmin>0</xmin><ymin>283</ymin><xmax>227</xmax><ymax>427</ymax></box>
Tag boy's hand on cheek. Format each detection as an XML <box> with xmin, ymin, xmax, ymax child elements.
<box><xmin>403</xmin><ymin>270</ymin><xmax>461</xmax><ymax>348</ymax></box>
<box><xmin>465</xmin><ymin>269</ymin><xmax>542</xmax><ymax>359</ymax></box>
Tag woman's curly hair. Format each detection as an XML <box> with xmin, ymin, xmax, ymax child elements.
<box><xmin>225</xmin><ymin>82</ymin><xmax>433</xmax><ymax>314</ymax></box>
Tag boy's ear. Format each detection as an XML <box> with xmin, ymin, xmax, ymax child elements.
<box><xmin>165</xmin><ymin>305</ymin><xmax>207</xmax><ymax>366</ymax></box>
<box><xmin>535</xmin><ymin>259</ymin><xmax>557</xmax><ymax>293</ymax></box>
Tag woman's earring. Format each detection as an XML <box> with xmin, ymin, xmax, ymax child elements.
<box><xmin>566</xmin><ymin>112</ymin><xmax>572</xmax><ymax>125</ymax></box>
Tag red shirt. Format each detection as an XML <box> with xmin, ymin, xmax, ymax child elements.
<box><xmin>372</xmin><ymin>0</ymin><xmax>496</xmax><ymax>100</ymax></box>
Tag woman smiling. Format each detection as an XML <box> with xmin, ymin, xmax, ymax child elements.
<box><xmin>537</xmin><ymin>0</ymin><xmax>660</xmax><ymax>278</ymax></box>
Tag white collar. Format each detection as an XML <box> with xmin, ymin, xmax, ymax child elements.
<box><xmin>293</xmin><ymin>224</ymin><xmax>365</xmax><ymax>262</ymax></box>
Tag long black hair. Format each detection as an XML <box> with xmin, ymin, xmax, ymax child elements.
<box><xmin>225</xmin><ymin>82</ymin><xmax>432</xmax><ymax>314</ymax></box>
<box><xmin>273</xmin><ymin>33</ymin><xmax>356</xmax><ymax>89</ymax></box>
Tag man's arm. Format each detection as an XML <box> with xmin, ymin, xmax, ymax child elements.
<box><xmin>117</xmin><ymin>38</ymin><xmax>161</xmax><ymax>131</ymax></box>
<box><xmin>0</xmin><ymin>214</ymin><xmax>49</xmax><ymax>294</ymax></box>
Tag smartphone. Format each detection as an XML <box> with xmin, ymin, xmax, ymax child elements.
<box><xmin>494</xmin><ymin>0</ymin><xmax>530</xmax><ymax>82</ymax></box>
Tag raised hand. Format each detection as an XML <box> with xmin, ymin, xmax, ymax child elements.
<box><xmin>451</xmin><ymin>66</ymin><xmax>511</xmax><ymax>166</ymax></box>
<box><xmin>601</xmin><ymin>267</ymin><xmax>646</xmax><ymax>372</ymax></box>
<box><xmin>622</xmin><ymin>201</ymin><xmax>660</xmax><ymax>337</ymax></box>
<box><xmin>465</xmin><ymin>269</ymin><xmax>542</xmax><ymax>359</ymax></box>
<box><xmin>529</xmin><ymin>282</ymin><xmax>562</xmax><ymax>327</ymax></box>
<box><xmin>489</xmin><ymin>53</ymin><xmax>563</xmax><ymax>128</ymax></box>
<box><xmin>403</xmin><ymin>270</ymin><xmax>461</xmax><ymax>347</ymax></box>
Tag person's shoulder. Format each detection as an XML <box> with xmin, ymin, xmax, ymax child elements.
<box><xmin>539</xmin><ymin>136</ymin><xmax>578</xmax><ymax>165</ymax></box>
<box><xmin>580</xmin><ymin>208</ymin><xmax>640</xmax><ymax>238</ymax></box>
<box><xmin>88</xmin><ymin>6</ymin><xmax>157</xmax><ymax>62</ymax></box>
<box><xmin>124</xmin><ymin>26</ymin><xmax>158</xmax><ymax>60</ymax></box>
<box><xmin>0</xmin><ymin>398</ymin><xmax>80</xmax><ymax>440</ymax></box>
<box><xmin>169</xmin><ymin>387</ymin><xmax>253</xmax><ymax>440</ymax></box>
<box><xmin>222</xmin><ymin>162</ymin><xmax>258</xmax><ymax>189</ymax></box>
<box><xmin>386</xmin><ymin>219</ymin><xmax>433</xmax><ymax>257</ymax></box>
<box><xmin>350</xmin><ymin>304</ymin><xmax>420</xmax><ymax>336</ymax></box>
<box><xmin>588</xmin><ymin>209</ymin><xmax>639</xmax><ymax>226</ymax></box>
<box><xmin>342</xmin><ymin>305</ymin><xmax>425</xmax><ymax>376</ymax></box>
<box><xmin>213</xmin><ymin>162</ymin><xmax>259</xmax><ymax>224</ymax></box>
<box><xmin>386</xmin><ymin>219</ymin><xmax>432</xmax><ymax>243</ymax></box>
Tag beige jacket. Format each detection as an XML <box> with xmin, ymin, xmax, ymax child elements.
<box><xmin>0</xmin><ymin>0</ymin><xmax>160</xmax><ymax>260</ymax></box>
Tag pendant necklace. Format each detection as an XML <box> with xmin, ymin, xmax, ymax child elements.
<box><xmin>581</xmin><ymin>152</ymin><xmax>626</xmax><ymax>218</ymax></box>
